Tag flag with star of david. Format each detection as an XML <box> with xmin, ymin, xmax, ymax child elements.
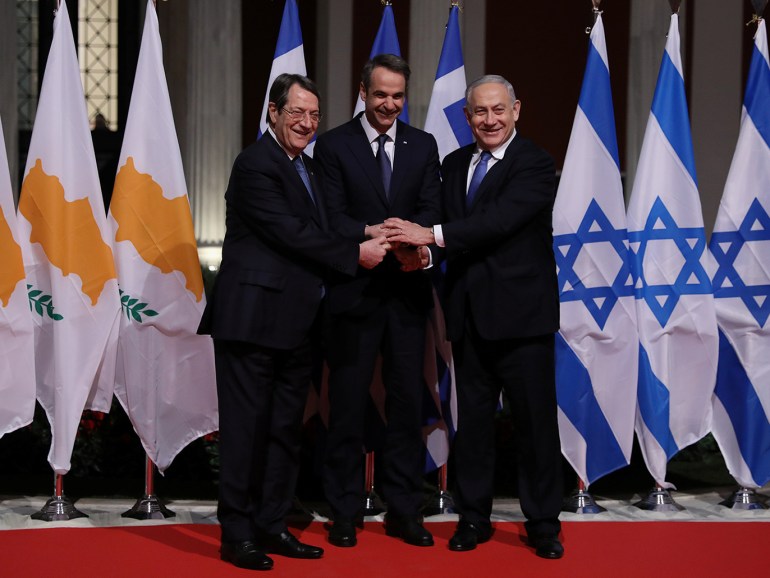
<box><xmin>625</xmin><ymin>13</ymin><xmax>718</xmax><ymax>488</ymax></box>
<box><xmin>552</xmin><ymin>14</ymin><xmax>638</xmax><ymax>487</ymax></box>
<box><xmin>708</xmin><ymin>19</ymin><xmax>770</xmax><ymax>489</ymax></box>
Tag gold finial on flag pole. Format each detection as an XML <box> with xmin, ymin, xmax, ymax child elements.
<box><xmin>587</xmin><ymin>0</ymin><xmax>602</xmax><ymax>34</ymax></box>
<box><xmin>669</xmin><ymin>0</ymin><xmax>683</xmax><ymax>14</ymax></box>
<box><xmin>381</xmin><ymin>0</ymin><xmax>393</xmax><ymax>6</ymax></box>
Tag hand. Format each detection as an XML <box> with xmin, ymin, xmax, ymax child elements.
<box><xmin>365</xmin><ymin>223</ymin><xmax>386</xmax><ymax>239</ymax></box>
<box><xmin>393</xmin><ymin>245</ymin><xmax>423</xmax><ymax>272</ymax></box>
<box><xmin>358</xmin><ymin>236</ymin><xmax>390</xmax><ymax>269</ymax></box>
<box><xmin>382</xmin><ymin>217</ymin><xmax>434</xmax><ymax>246</ymax></box>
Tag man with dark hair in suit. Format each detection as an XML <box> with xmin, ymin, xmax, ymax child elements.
<box><xmin>383</xmin><ymin>75</ymin><xmax>564</xmax><ymax>560</ymax></box>
<box><xmin>313</xmin><ymin>54</ymin><xmax>442</xmax><ymax>548</ymax></box>
<box><xmin>198</xmin><ymin>73</ymin><xmax>389</xmax><ymax>571</ymax></box>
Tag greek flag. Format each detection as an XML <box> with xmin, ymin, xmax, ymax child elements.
<box><xmin>709</xmin><ymin>19</ymin><xmax>770</xmax><ymax>489</ymax></box>
<box><xmin>257</xmin><ymin>0</ymin><xmax>312</xmax><ymax>153</ymax></box>
<box><xmin>353</xmin><ymin>2</ymin><xmax>408</xmax><ymax>123</ymax></box>
<box><xmin>423</xmin><ymin>4</ymin><xmax>472</xmax><ymax>161</ymax></box>
<box><xmin>626</xmin><ymin>13</ymin><xmax>718</xmax><ymax>488</ymax></box>
<box><xmin>552</xmin><ymin>15</ymin><xmax>638</xmax><ymax>487</ymax></box>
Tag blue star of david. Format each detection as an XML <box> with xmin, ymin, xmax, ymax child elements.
<box><xmin>554</xmin><ymin>199</ymin><xmax>634</xmax><ymax>330</ymax></box>
<box><xmin>627</xmin><ymin>196</ymin><xmax>712</xmax><ymax>327</ymax></box>
<box><xmin>710</xmin><ymin>197</ymin><xmax>770</xmax><ymax>327</ymax></box>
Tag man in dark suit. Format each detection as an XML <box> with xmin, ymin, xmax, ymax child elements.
<box><xmin>313</xmin><ymin>54</ymin><xmax>442</xmax><ymax>548</ymax></box>
<box><xmin>384</xmin><ymin>75</ymin><xmax>564</xmax><ymax>559</ymax></box>
<box><xmin>198</xmin><ymin>74</ymin><xmax>389</xmax><ymax>571</ymax></box>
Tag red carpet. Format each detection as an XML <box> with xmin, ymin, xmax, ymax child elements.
<box><xmin>2</xmin><ymin>520</ymin><xmax>768</xmax><ymax>577</ymax></box>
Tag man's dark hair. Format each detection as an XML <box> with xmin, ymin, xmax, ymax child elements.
<box><xmin>360</xmin><ymin>53</ymin><xmax>411</xmax><ymax>91</ymax></box>
<box><xmin>266</xmin><ymin>73</ymin><xmax>321</xmax><ymax>126</ymax></box>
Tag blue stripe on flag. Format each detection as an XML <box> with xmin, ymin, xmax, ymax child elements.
<box><xmin>715</xmin><ymin>330</ymin><xmax>770</xmax><ymax>485</ymax></box>
<box><xmin>637</xmin><ymin>344</ymin><xmax>679</xmax><ymax>460</ymax></box>
<box><xmin>555</xmin><ymin>333</ymin><xmax>628</xmax><ymax>483</ymax></box>
<box><xmin>579</xmin><ymin>43</ymin><xmax>620</xmax><ymax>168</ymax></box>
<box><xmin>444</xmin><ymin>99</ymin><xmax>473</xmax><ymax>147</ymax></box>
<box><xmin>651</xmin><ymin>52</ymin><xmax>698</xmax><ymax>186</ymax></box>
<box><xmin>274</xmin><ymin>0</ymin><xmax>303</xmax><ymax>58</ymax></box>
<box><xmin>745</xmin><ymin>45</ymin><xmax>770</xmax><ymax>150</ymax></box>
<box><xmin>435</xmin><ymin>7</ymin><xmax>464</xmax><ymax>78</ymax></box>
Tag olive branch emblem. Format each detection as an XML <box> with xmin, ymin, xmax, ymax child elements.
<box><xmin>120</xmin><ymin>289</ymin><xmax>159</xmax><ymax>323</ymax></box>
<box><xmin>27</xmin><ymin>284</ymin><xmax>63</xmax><ymax>321</ymax></box>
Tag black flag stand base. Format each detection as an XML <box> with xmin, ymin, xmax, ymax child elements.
<box><xmin>423</xmin><ymin>464</ymin><xmax>454</xmax><ymax>516</ymax></box>
<box><xmin>562</xmin><ymin>477</ymin><xmax>606</xmax><ymax>514</ymax></box>
<box><xmin>31</xmin><ymin>473</ymin><xmax>88</xmax><ymax>521</ymax></box>
<box><xmin>122</xmin><ymin>456</ymin><xmax>175</xmax><ymax>520</ymax></box>
<box><xmin>719</xmin><ymin>487</ymin><xmax>768</xmax><ymax>510</ymax></box>
<box><xmin>363</xmin><ymin>451</ymin><xmax>385</xmax><ymax>516</ymax></box>
<box><xmin>634</xmin><ymin>485</ymin><xmax>685</xmax><ymax>512</ymax></box>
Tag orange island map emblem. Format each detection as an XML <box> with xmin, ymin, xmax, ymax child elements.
<box><xmin>19</xmin><ymin>159</ymin><xmax>116</xmax><ymax>306</ymax></box>
<box><xmin>0</xmin><ymin>206</ymin><xmax>26</xmax><ymax>307</ymax></box>
<box><xmin>110</xmin><ymin>157</ymin><xmax>203</xmax><ymax>302</ymax></box>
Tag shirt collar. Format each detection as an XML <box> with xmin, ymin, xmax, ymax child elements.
<box><xmin>360</xmin><ymin>114</ymin><xmax>398</xmax><ymax>145</ymax></box>
<box><xmin>474</xmin><ymin>128</ymin><xmax>517</xmax><ymax>161</ymax></box>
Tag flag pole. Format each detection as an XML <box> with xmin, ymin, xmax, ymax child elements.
<box><xmin>750</xmin><ymin>0</ymin><xmax>768</xmax><ymax>20</ymax></box>
<box><xmin>363</xmin><ymin>451</ymin><xmax>385</xmax><ymax>515</ymax></box>
<box><xmin>122</xmin><ymin>455</ymin><xmax>176</xmax><ymax>519</ymax></box>
<box><xmin>422</xmin><ymin>464</ymin><xmax>454</xmax><ymax>516</ymax></box>
<box><xmin>31</xmin><ymin>472</ymin><xmax>88</xmax><ymax>521</ymax></box>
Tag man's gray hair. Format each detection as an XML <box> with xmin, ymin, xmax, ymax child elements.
<box><xmin>465</xmin><ymin>75</ymin><xmax>517</xmax><ymax>105</ymax></box>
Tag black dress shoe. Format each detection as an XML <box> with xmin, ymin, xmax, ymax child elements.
<box><xmin>448</xmin><ymin>521</ymin><xmax>491</xmax><ymax>552</ymax></box>
<box><xmin>384</xmin><ymin>516</ymin><xmax>434</xmax><ymax>547</ymax></box>
<box><xmin>328</xmin><ymin>520</ymin><xmax>357</xmax><ymax>547</ymax></box>
<box><xmin>220</xmin><ymin>540</ymin><xmax>274</xmax><ymax>570</ymax></box>
<box><xmin>262</xmin><ymin>531</ymin><xmax>324</xmax><ymax>559</ymax></box>
<box><xmin>529</xmin><ymin>534</ymin><xmax>564</xmax><ymax>559</ymax></box>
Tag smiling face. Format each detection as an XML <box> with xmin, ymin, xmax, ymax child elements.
<box><xmin>269</xmin><ymin>83</ymin><xmax>319</xmax><ymax>157</ymax></box>
<box><xmin>464</xmin><ymin>82</ymin><xmax>520</xmax><ymax>152</ymax></box>
<box><xmin>360</xmin><ymin>66</ymin><xmax>406</xmax><ymax>134</ymax></box>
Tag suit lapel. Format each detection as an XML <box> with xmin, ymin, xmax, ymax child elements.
<box><xmin>344</xmin><ymin>119</ymin><xmax>390</xmax><ymax>207</ymax></box>
<box><xmin>467</xmin><ymin>135</ymin><xmax>523</xmax><ymax>212</ymax></box>
<box><xmin>266</xmin><ymin>134</ymin><xmax>323</xmax><ymax>226</ymax></box>
<box><xmin>389</xmin><ymin>122</ymin><xmax>408</xmax><ymax>205</ymax></box>
<box><xmin>304</xmin><ymin>154</ymin><xmax>328</xmax><ymax>229</ymax></box>
<box><xmin>452</xmin><ymin>145</ymin><xmax>475</xmax><ymax>215</ymax></box>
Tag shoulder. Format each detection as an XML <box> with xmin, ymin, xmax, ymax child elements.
<box><xmin>508</xmin><ymin>135</ymin><xmax>553</xmax><ymax>165</ymax></box>
<box><xmin>316</xmin><ymin>118</ymin><xmax>360</xmax><ymax>146</ymax></box>
<box><xmin>442</xmin><ymin>143</ymin><xmax>474</xmax><ymax>169</ymax></box>
<box><xmin>397</xmin><ymin>121</ymin><xmax>437</xmax><ymax>146</ymax></box>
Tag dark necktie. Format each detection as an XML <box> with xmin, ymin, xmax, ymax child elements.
<box><xmin>466</xmin><ymin>150</ymin><xmax>493</xmax><ymax>209</ymax></box>
<box><xmin>293</xmin><ymin>156</ymin><xmax>316</xmax><ymax>205</ymax></box>
<box><xmin>376</xmin><ymin>133</ymin><xmax>392</xmax><ymax>199</ymax></box>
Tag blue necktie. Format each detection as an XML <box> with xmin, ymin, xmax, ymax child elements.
<box><xmin>293</xmin><ymin>156</ymin><xmax>316</xmax><ymax>205</ymax></box>
<box><xmin>376</xmin><ymin>133</ymin><xmax>392</xmax><ymax>199</ymax></box>
<box><xmin>466</xmin><ymin>150</ymin><xmax>492</xmax><ymax>210</ymax></box>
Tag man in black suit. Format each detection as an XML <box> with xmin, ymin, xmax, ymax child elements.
<box><xmin>198</xmin><ymin>74</ymin><xmax>389</xmax><ymax>571</ymax></box>
<box><xmin>384</xmin><ymin>75</ymin><xmax>564</xmax><ymax>559</ymax></box>
<box><xmin>313</xmin><ymin>54</ymin><xmax>442</xmax><ymax>548</ymax></box>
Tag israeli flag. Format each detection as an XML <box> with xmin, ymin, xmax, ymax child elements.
<box><xmin>709</xmin><ymin>19</ymin><xmax>770</xmax><ymax>489</ymax></box>
<box><xmin>552</xmin><ymin>15</ymin><xmax>638</xmax><ymax>487</ymax></box>
<box><xmin>257</xmin><ymin>0</ymin><xmax>313</xmax><ymax>153</ymax></box>
<box><xmin>353</xmin><ymin>2</ymin><xmax>409</xmax><ymax>123</ymax></box>
<box><xmin>424</xmin><ymin>4</ymin><xmax>473</xmax><ymax>161</ymax></box>
<box><xmin>626</xmin><ymin>13</ymin><xmax>718</xmax><ymax>488</ymax></box>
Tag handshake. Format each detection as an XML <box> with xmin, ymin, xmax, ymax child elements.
<box><xmin>357</xmin><ymin>218</ymin><xmax>435</xmax><ymax>271</ymax></box>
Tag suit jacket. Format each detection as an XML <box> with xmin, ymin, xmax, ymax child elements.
<box><xmin>439</xmin><ymin>135</ymin><xmax>559</xmax><ymax>342</ymax></box>
<box><xmin>198</xmin><ymin>132</ymin><xmax>359</xmax><ymax>349</ymax></box>
<box><xmin>314</xmin><ymin>115</ymin><xmax>442</xmax><ymax>316</ymax></box>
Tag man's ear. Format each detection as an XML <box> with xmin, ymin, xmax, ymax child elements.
<box><xmin>359</xmin><ymin>82</ymin><xmax>367</xmax><ymax>102</ymax></box>
<box><xmin>268</xmin><ymin>102</ymin><xmax>278</xmax><ymax>126</ymax></box>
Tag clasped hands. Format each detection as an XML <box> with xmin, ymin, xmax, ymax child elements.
<box><xmin>358</xmin><ymin>220</ymin><xmax>432</xmax><ymax>271</ymax></box>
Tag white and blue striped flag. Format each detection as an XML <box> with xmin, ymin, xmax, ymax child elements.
<box><xmin>353</xmin><ymin>2</ymin><xmax>409</xmax><ymax>123</ymax></box>
<box><xmin>423</xmin><ymin>4</ymin><xmax>473</xmax><ymax>162</ymax></box>
<box><xmin>552</xmin><ymin>14</ymin><xmax>638</xmax><ymax>487</ymax></box>
<box><xmin>257</xmin><ymin>0</ymin><xmax>312</xmax><ymax>152</ymax></box>
<box><xmin>709</xmin><ymin>18</ymin><xmax>770</xmax><ymax>489</ymax></box>
<box><xmin>626</xmin><ymin>13</ymin><xmax>718</xmax><ymax>488</ymax></box>
<box><xmin>419</xmin><ymin>4</ymin><xmax>471</xmax><ymax>472</ymax></box>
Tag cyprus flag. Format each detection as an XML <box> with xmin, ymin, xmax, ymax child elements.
<box><xmin>108</xmin><ymin>0</ymin><xmax>217</xmax><ymax>473</ymax></box>
<box><xmin>16</xmin><ymin>0</ymin><xmax>121</xmax><ymax>474</ymax></box>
